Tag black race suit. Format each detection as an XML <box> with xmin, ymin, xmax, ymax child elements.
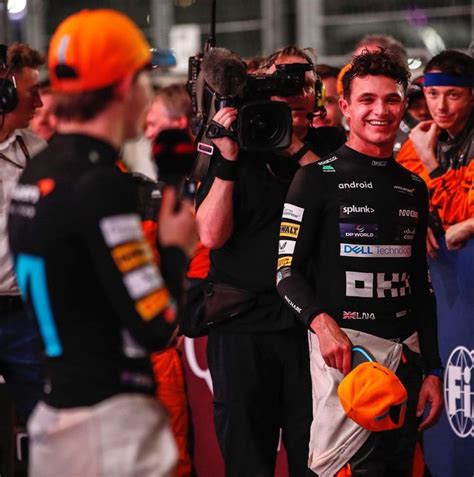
<box><xmin>276</xmin><ymin>144</ymin><xmax>442</xmax><ymax>475</ymax></box>
<box><xmin>8</xmin><ymin>134</ymin><xmax>181</xmax><ymax>408</ymax></box>
<box><xmin>197</xmin><ymin>126</ymin><xmax>345</xmax><ymax>477</ymax></box>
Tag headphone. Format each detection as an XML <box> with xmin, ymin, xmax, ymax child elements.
<box><xmin>0</xmin><ymin>44</ymin><xmax>20</xmax><ymax>114</ymax></box>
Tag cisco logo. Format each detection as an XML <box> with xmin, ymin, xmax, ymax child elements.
<box><xmin>444</xmin><ymin>346</ymin><xmax>474</xmax><ymax>438</ymax></box>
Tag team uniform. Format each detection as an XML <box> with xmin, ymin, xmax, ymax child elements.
<box><xmin>397</xmin><ymin>112</ymin><xmax>473</xmax><ymax>230</ymax></box>
<box><xmin>197</xmin><ymin>126</ymin><xmax>345</xmax><ymax>476</ymax></box>
<box><xmin>8</xmin><ymin>134</ymin><xmax>180</xmax><ymax>476</ymax></box>
<box><xmin>276</xmin><ymin>144</ymin><xmax>442</xmax><ymax>475</ymax></box>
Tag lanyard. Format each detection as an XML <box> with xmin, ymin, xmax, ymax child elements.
<box><xmin>0</xmin><ymin>135</ymin><xmax>30</xmax><ymax>169</ymax></box>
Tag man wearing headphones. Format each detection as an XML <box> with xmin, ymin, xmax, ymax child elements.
<box><xmin>0</xmin><ymin>42</ymin><xmax>45</xmax><ymax>424</ymax></box>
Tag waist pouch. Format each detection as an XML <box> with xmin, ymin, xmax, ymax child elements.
<box><xmin>204</xmin><ymin>282</ymin><xmax>258</xmax><ymax>326</ymax></box>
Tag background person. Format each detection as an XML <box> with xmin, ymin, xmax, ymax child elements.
<box><xmin>0</xmin><ymin>42</ymin><xmax>45</xmax><ymax>425</ymax></box>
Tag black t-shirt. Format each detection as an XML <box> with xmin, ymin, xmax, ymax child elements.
<box><xmin>8</xmin><ymin>134</ymin><xmax>179</xmax><ymax>408</ymax></box>
<box><xmin>276</xmin><ymin>145</ymin><xmax>442</xmax><ymax>371</ymax></box>
<box><xmin>197</xmin><ymin>126</ymin><xmax>345</xmax><ymax>333</ymax></box>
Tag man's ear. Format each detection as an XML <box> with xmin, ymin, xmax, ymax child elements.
<box><xmin>114</xmin><ymin>72</ymin><xmax>135</xmax><ymax>100</ymax></box>
<box><xmin>339</xmin><ymin>96</ymin><xmax>350</xmax><ymax>119</ymax></box>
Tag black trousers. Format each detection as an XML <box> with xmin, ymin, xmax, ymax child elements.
<box><xmin>207</xmin><ymin>327</ymin><xmax>315</xmax><ymax>477</ymax></box>
<box><xmin>346</xmin><ymin>346</ymin><xmax>424</xmax><ymax>477</ymax></box>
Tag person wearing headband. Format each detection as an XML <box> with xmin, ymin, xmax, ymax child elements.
<box><xmin>396</xmin><ymin>50</ymin><xmax>473</xmax><ymax>251</ymax></box>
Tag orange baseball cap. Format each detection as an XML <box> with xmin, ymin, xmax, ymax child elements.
<box><xmin>48</xmin><ymin>9</ymin><xmax>151</xmax><ymax>93</ymax></box>
<box><xmin>337</xmin><ymin>346</ymin><xmax>408</xmax><ymax>432</ymax></box>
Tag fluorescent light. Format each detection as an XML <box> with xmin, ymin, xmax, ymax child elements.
<box><xmin>7</xmin><ymin>0</ymin><xmax>27</xmax><ymax>15</ymax></box>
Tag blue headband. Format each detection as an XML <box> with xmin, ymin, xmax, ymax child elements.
<box><xmin>424</xmin><ymin>72</ymin><xmax>473</xmax><ymax>88</ymax></box>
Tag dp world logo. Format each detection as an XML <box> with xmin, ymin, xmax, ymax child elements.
<box><xmin>444</xmin><ymin>346</ymin><xmax>474</xmax><ymax>438</ymax></box>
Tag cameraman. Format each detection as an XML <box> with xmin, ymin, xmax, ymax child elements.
<box><xmin>196</xmin><ymin>46</ymin><xmax>345</xmax><ymax>476</ymax></box>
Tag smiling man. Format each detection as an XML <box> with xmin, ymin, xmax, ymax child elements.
<box><xmin>396</xmin><ymin>50</ymin><xmax>473</xmax><ymax>238</ymax></box>
<box><xmin>276</xmin><ymin>50</ymin><xmax>443</xmax><ymax>476</ymax></box>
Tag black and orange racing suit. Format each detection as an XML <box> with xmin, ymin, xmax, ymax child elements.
<box><xmin>8</xmin><ymin>133</ymin><xmax>180</xmax><ymax>409</ymax></box>
<box><xmin>276</xmin><ymin>144</ymin><xmax>442</xmax><ymax>475</ymax></box>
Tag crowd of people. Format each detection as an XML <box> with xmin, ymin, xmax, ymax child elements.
<box><xmin>0</xmin><ymin>6</ymin><xmax>472</xmax><ymax>477</ymax></box>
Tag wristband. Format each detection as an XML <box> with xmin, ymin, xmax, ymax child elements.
<box><xmin>215</xmin><ymin>155</ymin><xmax>238</xmax><ymax>181</ymax></box>
<box><xmin>427</xmin><ymin>368</ymin><xmax>443</xmax><ymax>379</ymax></box>
<box><xmin>292</xmin><ymin>142</ymin><xmax>311</xmax><ymax>163</ymax></box>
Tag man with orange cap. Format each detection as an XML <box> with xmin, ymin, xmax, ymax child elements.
<box><xmin>8</xmin><ymin>9</ymin><xmax>197</xmax><ymax>477</ymax></box>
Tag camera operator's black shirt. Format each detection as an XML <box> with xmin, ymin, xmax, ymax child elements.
<box><xmin>276</xmin><ymin>145</ymin><xmax>441</xmax><ymax>370</ymax></box>
<box><xmin>196</xmin><ymin>126</ymin><xmax>345</xmax><ymax>332</ymax></box>
<box><xmin>8</xmin><ymin>134</ymin><xmax>179</xmax><ymax>408</ymax></box>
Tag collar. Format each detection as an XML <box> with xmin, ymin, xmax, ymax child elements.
<box><xmin>50</xmin><ymin>133</ymin><xmax>119</xmax><ymax>166</ymax></box>
<box><xmin>0</xmin><ymin>130</ymin><xmax>20</xmax><ymax>151</ymax></box>
<box><xmin>338</xmin><ymin>144</ymin><xmax>394</xmax><ymax>167</ymax></box>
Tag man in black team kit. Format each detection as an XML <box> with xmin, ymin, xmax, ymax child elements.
<box><xmin>276</xmin><ymin>50</ymin><xmax>443</xmax><ymax>476</ymax></box>
<box><xmin>8</xmin><ymin>9</ymin><xmax>197</xmax><ymax>477</ymax></box>
<box><xmin>196</xmin><ymin>45</ymin><xmax>345</xmax><ymax>476</ymax></box>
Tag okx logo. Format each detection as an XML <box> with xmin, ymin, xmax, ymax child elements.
<box><xmin>445</xmin><ymin>346</ymin><xmax>474</xmax><ymax>438</ymax></box>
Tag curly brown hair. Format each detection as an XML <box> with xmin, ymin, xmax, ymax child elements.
<box><xmin>342</xmin><ymin>48</ymin><xmax>409</xmax><ymax>101</ymax></box>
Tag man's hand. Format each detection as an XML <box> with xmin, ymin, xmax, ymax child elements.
<box><xmin>426</xmin><ymin>226</ymin><xmax>440</xmax><ymax>259</ymax></box>
<box><xmin>210</xmin><ymin>107</ymin><xmax>240</xmax><ymax>161</ymax></box>
<box><xmin>409</xmin><ymin>120</ymin><xmax>440</xmax><ymax>174</ymax></box>
<box><xmin>310</xmin><ymin>312</ymin><xmax>352</xmax><ymax>375</ymax></box>
<box><xmin>158</xmin><ymin>187</ymin><xmax>198</xmax><ymax>258</ymax></box>
<box><xmin>417</xmin><ymin>375</ymin><xmax>443</xmax><ymax>431</ymax></box>
<box><xmin>446</xmin><ymin>218</ymin><xmax>474</xmax><ymax>251</ymax></box>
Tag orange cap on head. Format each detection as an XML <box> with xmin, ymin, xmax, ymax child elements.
<box><xmin>49</xmin><ymin>9</ymin><xmax>151</xmax><ymax>93</ymax></box>
<box><xmin>338</xmin><ymin>347</ymin><xmax>408</xmax><ymax>432</ymax></box>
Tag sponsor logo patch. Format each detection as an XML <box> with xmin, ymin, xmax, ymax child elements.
<box><xmin>339</xmin><ymin>223</ymin><xmax>378</xmax><ymax>239</ymax></box>
<box><xmin>279</xmin><ymin>240</ymin><xmax>296</xmax><ymax>255</ymax></box>
<box><xmin>345</xmin><ymin>271</ymin><xmax>411</xmax><ymax>298</ymax></box>
<box><xmin>111</xmin><ymin>241</ymin><xmax>153</xmax><ymax>273</ymax></box>
<box><xmin>411</xmin><ymin>174</ymin><xmax>423</xmax><ymax>183</ymax></box>
<box><xmin>276</xmin><ymin>268</ymin><xmax>292</xmax><ymax>285</ymax></box>
<box><xmin>322</xmin><ymin>165</ymin><xmax>335</xmax><ymax>173</ymax></box>
<box><xmin>371</xmin><ymin>160</ymin><xmax>387</xmax><ymax>167</ymax></box>
<box><xmin>343</xmin><ymin>311</ymin><xmax>376</xmax><ymax>320</ymax></box>
<box><xmin>123</xmin><ymin>264</ymin><xmax>163</xmax><ymax>300</ymax></box>
<box><xmin>11</xmin><ymin>184</ymin><xmax>40</xmax><ymax>203</ymax></box>
<box><xmin>338</xmin><ymin>181</ymin><xmax>373</xmax><ymax>190</ymax></box>
<box><xmin>284</xmin><ymin>295</ymin><xmax>302</xmax><ymax>314</ymax></box>
<box><xmin>395</xmin><ymin>309</ymin><xmax>409</xmax><ymax>318</ymax></box>
<box><xmin>340</xmin><ymin>204</ymin><xmax>375</xmax><ymax>217</ymax></box>
<box><xmin>280</xmin><ymin>222</ymin><xmax>300</xmax><ymax>238</ymax></box>
<box><xmin>135</xmin><ymin>289</ymin><xmax>172</xmax><ymax>321</ymax></box>
<box><xmin>100</xmin><ymin>214</ymin><xmax>143</xmax><ymax>247</ymax></box>
<box><xmin>318</xmin><ymin>156</ymin><xmax>338</xmax><ymax>166</ymax></box>
<box><xmin>394</xmin><ymin>185</ymin><xmax>415</xmax><ymax>196</ymax></box>
<box><xmin>398</xmin><ymin>209</ymin><xmax>418</xmax><ymax>219</ymax></box>
<box><xmin>395</xmin><ymin>225</ymin><xmax>416</xmax><ymax>241</ymax></box>
<box><xmin>277</xmin><ymin>256</ymin><xmax>292</xmax><ymax>269</ymax></box>
<box><xmin>282</xmin><ymin>203</ymin><xmax>304</xmax><ymax>222</ymax></box>
<box><xmin>340</xmin><ymin>244</ymin><xmax>412</xmax><ymax>258</ymax></box>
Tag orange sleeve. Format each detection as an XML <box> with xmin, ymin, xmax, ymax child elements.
<box><xmin>187</xmin><ymin>242</ymin><xmax>210</xmax><ymax>279</ymax></box>
<box><xmin>396</xmin><ymin>140</ymin><xmax>431</xmax><ymax>184</ymax></box>
<box><xmin>429</xmin><ymin>160</ymin><xmax>474</xmax><ymax>229</ymax></box>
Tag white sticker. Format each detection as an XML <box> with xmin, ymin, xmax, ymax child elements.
<box><xmin>282</xmin><ymin>203</ymin><xmax>304</xmax><ymax>222</ymax></box>
<box><xmin>278</xmin><ymin>240</ymin><xmax>296</xmax><ymax>255</ymax></box>
<box><xmin>100</xmin><ymin>214</ymin><xmax>143</xmax><ymax>247</ymax></box>
<box><xmin>340</xmin><ymin>244</ymin><xmax>412</xmax><ymax>258</ymax></box>
<box><xmin>123</xmin><ymin>264</ymin><xmax>163</xmax><ymax>299</ymax></box>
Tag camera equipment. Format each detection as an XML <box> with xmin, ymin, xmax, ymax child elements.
<box><xmin>0</xmin><ymin>44</ymin><xmax>19</xmax><ymax>116</ymax></box>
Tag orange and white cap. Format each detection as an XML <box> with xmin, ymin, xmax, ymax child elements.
<box><xmin>337</xmin><ymin>346</ymin><xmax>408</xmax><ymax>432</ymax></box>
<box><xmin>49</xmin><ymin>9</ymin><xmax>151</xmax><ymax>93</ymax></box>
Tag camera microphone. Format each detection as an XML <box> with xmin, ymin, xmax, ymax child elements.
<box><xmin>201</xmin><ymin>48</ymin><xmax>247</xmax><ymax>98</ymax></box>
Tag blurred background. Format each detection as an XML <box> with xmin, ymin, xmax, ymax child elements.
<box><xmin>0</xmin><ymin>0</ymin><xmax>472</xmax><ymax>81</ymax></box>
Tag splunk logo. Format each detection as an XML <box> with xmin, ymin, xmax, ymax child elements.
<box><xmin>340</xmin><ymin>205</ymin><xmax>375</xmax><ymax>217</ymax></box>
<box><xmin>338</xmin><ymin>181</ymin><xmax>373</xmax><ymax>189</ymax></box>
<box><xmin>444</xmin><ymin>346</ymin><xmax>474</xmax><ymax>438</ymax></box>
